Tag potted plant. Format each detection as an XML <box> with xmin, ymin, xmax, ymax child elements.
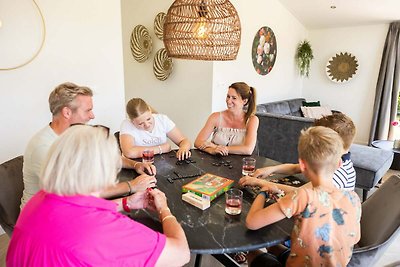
<box><xmin>296</xmin><ymin>40</ymin><xmax>314</xmax><ymax>77</ymax></box>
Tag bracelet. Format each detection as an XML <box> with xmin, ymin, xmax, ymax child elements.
<box><xmin>126</xmin><ymin>181</ymin><xmax>132</xmax><ymax>195</ymax></box>
<box><xmin>161</xmin><ymin>215</ymin><xmax>176</xmax><ymax>223</ymax></box>
<box><xmin>158</xmin><ymin>145</ymin><xmax>162</xmax><ymax>155</ymax></box>
<box><xmin>122</xmin><ymin>197</ymin><xmax>131</xmax><ymax>212</ymax></box>
<box><xmin>133</xmin><ymin>161</ymin><xmax>140</xmax><ymax>169</ymax></box>
<box><xmin>258</xmin><ymin>191</ymin><xmax>269</xmax><ymax>199</ymax></box>
<box><xmin>159</xmin><ymin>207</ymin><xmax>170</xmax><ymax>216</ymax></box>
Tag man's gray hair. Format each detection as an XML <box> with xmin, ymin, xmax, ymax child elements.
<box><xmin>48</xmin><ymin>82</ymin><xmax>93</xmax><ymax>115</ymax></box>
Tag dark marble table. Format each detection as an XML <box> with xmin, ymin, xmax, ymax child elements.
<box><xmin>118</xmin><ymin>150</ymin><xmax>296</xmax><ymax>265</ymax></box>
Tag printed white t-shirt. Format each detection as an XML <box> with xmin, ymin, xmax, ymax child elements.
<box><xmin>120</xmin><ymin>114</ymin><xmax>175</xmax><ymax>146</ymax></box>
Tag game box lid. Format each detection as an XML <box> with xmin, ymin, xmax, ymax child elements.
<box><xmin>182</xmin><ymin>173</ymin><xmax>234</xmax><ymax>202</ymax></box>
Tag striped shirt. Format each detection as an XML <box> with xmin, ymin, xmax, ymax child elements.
<box><xmin>333</xmin><ymin>152</ymin><xmax>356</xmax><ymax>190</ymax></box>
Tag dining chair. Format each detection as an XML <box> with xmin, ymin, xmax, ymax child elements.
<box><xmin>348</xmin><ymin>175</ymin><xmax>400</xmax><ymax>266</ymax></box>
<box><xmin>114</xmin><ymin>131</ymin><xmax>121</xmax><ymax>151</ymax></box>
<box><xmin>0</xmin><ymin>156</ymin><xmax>24</xmax><ymax>237</ymax></box>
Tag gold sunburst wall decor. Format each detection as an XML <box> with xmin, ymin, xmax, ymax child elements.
<box><xmin>326</xmin><ymin>52</ymin><xmax>358</xmax><ymax>83</ymax></box>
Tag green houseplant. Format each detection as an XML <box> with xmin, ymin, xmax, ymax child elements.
<box><xmin>296</xmin><ymin>40</ymin><xmax>314</xmax><ymax>77</ymax></box>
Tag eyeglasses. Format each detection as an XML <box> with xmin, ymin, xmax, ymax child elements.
<box><xmin>70</xmin><ymin>123</ymin><xmax>110</xmax><ymax>138</ymax></box>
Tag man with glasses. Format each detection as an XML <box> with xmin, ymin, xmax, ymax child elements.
<box><xmin>21</xmin><ymin>82</ymin><xmax>156</xmax><ymax>208</ymax></box>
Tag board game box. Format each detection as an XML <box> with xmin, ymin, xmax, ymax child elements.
<box><xmin>182</xmin><ymin>192</ymin><xmax>211</xmax><ymax>210</ymax></box>
<box><xmin>182</xmin><ymin>173</ymin><xmax>234</xmax><ymax>202</ymax></box>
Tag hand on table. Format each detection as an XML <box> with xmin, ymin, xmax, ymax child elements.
<box><xmin>214</xmin><ymin>145</ymin><xmax>229</xmax><ymax>156</ymax></box>
<box><xmin>239</xmin><ymin>176</ymin><xmax>266</xmax><ymax>188</ymax></box>
<box><xmin>260</xmin><ymin>184</ymin><xmax>285</xmax><ymax>200</ymax></box>
<box><xmin>146</xmin><ymin>188</ymin><xmax>169</xmax><ymax>213</ymax></box>
<box><xmin>176</xmin><ymin>147</ymin><xmax>191</xmax><ymax>161</ymax></box>
<box><xmin>135</xmin><ymin>162</ymin><xmax>156</xmax><ymax>176</ymax></box>
<box><xmin>126</xmin><ymin>191</ymin><xmax>147</xmax><ymax>210</ymax></box>
<box><xmin>130</xmin><ymin>174</ymin><xmax>157</xmax><ymax>192</ymax></box>
<box><xmin>198</xmin><ymin>141</ymin><xmax>214</xmax><ymax>150</ymax></box>
<box><xmin>252</xmin><ymin>167</ymin><xmax>274</xmax><ymax>179</ymax></box>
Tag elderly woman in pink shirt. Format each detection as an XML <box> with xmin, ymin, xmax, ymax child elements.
<box><xmin>7</xmin><ymin>125</ymin><xmax>190</xmax><ymax>267</ymax></box>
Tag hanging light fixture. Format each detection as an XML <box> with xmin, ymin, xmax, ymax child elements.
<box><xmin>163</xmin><ymin>0</ymin><xmax>241</xmax><ymax>61</ymax></box>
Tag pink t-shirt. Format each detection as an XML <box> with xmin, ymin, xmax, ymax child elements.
<box><xmin>7</xmin><ymin>190</ymin><xmax>166</xmax><ymax>266</ymax></box>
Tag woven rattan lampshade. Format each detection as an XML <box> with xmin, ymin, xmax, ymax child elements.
<box><xmin>163</xmin><ymin>0</ymin><xmax>241</xmax><ymax>61</ymax></box>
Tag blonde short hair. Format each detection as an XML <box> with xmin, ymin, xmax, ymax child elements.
<box><xmin>40</xmin><ymin>125</ymin><xmax>121</xmax><ymax>195</ymax></box>
<box><xmin>298</xmin><ymin>126</ymin><xmax>344</xmax><ymax>174</ymax></box>
<box><xmin>49</xmin><ymin>82</ymin><xmax>93</xmax><ymax>115</ymax></box>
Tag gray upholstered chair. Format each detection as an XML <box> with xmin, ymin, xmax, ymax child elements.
<box><xmin>348</xmin><ymin>175</ymin><xmax>400</xmax><ymax>266</ymax></box>
<box><xmin>0</xmin><ymin>156</ymin><xmax>24</xmax><ymax>237</ymax></box>
<box><xmin>114</xmin><ymin>131</ymin><xmax>121</xmax><ymax>151</ymax></box>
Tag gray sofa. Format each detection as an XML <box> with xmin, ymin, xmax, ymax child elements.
<box><xmin>256</xmin><ymin>98</ymin><xmax>393</xmax><ymax>201</ymax></box>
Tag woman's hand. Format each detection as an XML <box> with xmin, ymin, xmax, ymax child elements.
<box><xmin>214</xmin><ymin>145</ymin><xmax>229</xmax><ymax>156</ymax></box>
<box><xmin>198</xmin><ymin>141</ymin><xmax>214</xmax><ymax>150</ymax></box>
<box><xmin>130</xmin><ymin>174</ymin><xmax>157</xmax><ymax>192</ymax></box>
<box><xmin>126</xmin><ymin>191</ymin><xmax>147</xmax><ymax>210</ymax></box>
<box><xmin>134</xmin><ymin>162</ymin><xmax>156</xmax><ymax>176</ymax></box>
<box><xmin>176</xmin><ymin>147</ymin><xmax>191</xmax><ymax>160</ymax></box>
<box><xmin>146</xmin><ymin>188</ymin><xmax>168</xmax><ymax>213</ymax></box>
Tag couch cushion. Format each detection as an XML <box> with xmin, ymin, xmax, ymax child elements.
<box><xmin>265</xmin><ymin>101</ymin><xmax>291</xmax><ymax>115</ymax></box>
<box><xmin>302</xmin><ymin>100</ymin><xmax>321</xmax><ymax>107</ymax></box>
<box><xmin>350</xmin><ymin>144</ymin><xmax>393</xmax><ymax>189</ymax></box>
<box><xmin>257</xmin><ymin>98</ymin><xmax>306</xmax><ymax>116</ymax></box>
<box><xmin>288</xmin><ymin>98</ymin><xmax>306</xmax><ymax>116</ymax></box>
<box><xmin>301</xmin><ymin>106</ymin><xmax>332</xmax><ymax>119</ymax></box>
<box><xmin>256</xmin><ymin>104</ymin><xmax>267</xmax><ymax>114</ymax></box>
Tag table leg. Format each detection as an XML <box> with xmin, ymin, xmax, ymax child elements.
<box><xmin>363</xmin><ymin>189</ymin><xmax>368</xmax><ymax>202</ymax></box>
<box><xmin>194</xmin><ymin>254</ymin><xmax>202</xmax><ymax>267</ymax></box>
<box><xmin>212</xmin><ymin>253</ymin><xmax>241</xmax><ymax>267</ymax></box>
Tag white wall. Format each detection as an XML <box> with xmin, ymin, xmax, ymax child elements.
<box><xmin>0</xmin><ymin>0</ymin><xmax>125</xmax><ymax>163</ymax></box>
<box><xmin>303</xmin><ymin>24</ymin><xmax>388</xmax><ymax>144</ymax></box>
<box><xmin>121</xmin><ymin>0</ymin><xmax>213</xmax><ymax>146</ymax></box>
<box><xmin>212</xmin><ymin>0</ymin><xmax>307</xmax><ymax>112</ymax></box>
<box><xmin>121</xmin><ymin>0</ymin><xmax>307</xmax><ymax>142</ymax></box>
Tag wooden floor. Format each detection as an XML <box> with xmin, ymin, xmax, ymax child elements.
<box><xmin>0</xmin><ymin>234</ymin><xmax>9</xmax><ymax>267</ymax></box>
<box><xmin>1</xmin><ymin>171</ymin><xmax>399</xmax><ymax>267</ymax></box>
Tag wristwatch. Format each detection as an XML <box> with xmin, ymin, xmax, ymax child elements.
<box><xmin>258</xmin><ymin>191</ymin><xmax>269</xmax><ymax>199</ymax></box>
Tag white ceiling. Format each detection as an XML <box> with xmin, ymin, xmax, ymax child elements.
<box><xmin>278</xmin><ymin>0</ymin><xmax>400</xmax><ymax>29</ymax></box>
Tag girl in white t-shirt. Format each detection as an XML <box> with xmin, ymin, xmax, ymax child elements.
<box><xmin>120</xmin><ymin>98</ymin><xmax>191</xmax><ymax>160</ymax></box>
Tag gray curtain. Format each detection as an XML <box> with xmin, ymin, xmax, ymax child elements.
<box><xmin>369</xmin><ymin>22</ymin><xmax>400</xmax><ymax>144</ymax></box>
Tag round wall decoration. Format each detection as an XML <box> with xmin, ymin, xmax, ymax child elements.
<box><xmin>154</xmin><ymin>12</ymin><xmax>166</xmax><ymax>40</ymax></box>
<box><xmin>153</xmin><ymin>48</ymin><xmax>173</xmax><ymax>81</ymax></box>
<box><xmin>130</xmin><ymin>25</ymin><xmax>153</xmax><ymax>62</ymax></box>
<box><xmin>326</xmin><ymin>52</ymin><xmax>358</xmax><ymax>83</ymax></box>
<box><xmin>251</xmin><ymin>26</ymin><xmax>277</xmax><ymax>75</ymax></box>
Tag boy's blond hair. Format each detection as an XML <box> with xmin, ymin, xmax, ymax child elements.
<box><xmin>313</xmin><ymin>113</ymin><xmax>356</xmax><ymax>151</ymax></box>
<box><xmin>298</xmin><ymin>126</ymin><xmax>344</xmax><ymax>175</ymax></box>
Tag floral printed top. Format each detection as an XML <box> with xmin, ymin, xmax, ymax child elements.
<box><xmin>277</xmin><ymin>185</ymin><xmax>361</xmax><ymax>267</ymax></box>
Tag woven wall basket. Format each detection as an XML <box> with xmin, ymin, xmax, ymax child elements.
<box><xmin>163</xmin><ymin>0</ymin><xmax>241</xmax><ymax>61</ymax></box>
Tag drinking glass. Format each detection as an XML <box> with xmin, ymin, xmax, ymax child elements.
<box><xmin>225</xmin><ymin>188</ymin><xmax>243</xmax><ymax>215</ymax></box>
<box><xmin>242</xmin><ymin>157</ymin><xmax>256</xmax><ymax>176</ymax></box>
<box><xmin>142</xmin><ymin>149</ymin><xmax>154</xmax><ymax>163</ymax></box>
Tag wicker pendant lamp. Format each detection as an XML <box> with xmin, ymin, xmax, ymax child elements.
<box><xmin>163</xmin><ymin>0</ymin><xmax>241</xmax><ymax>61</ymax></box>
